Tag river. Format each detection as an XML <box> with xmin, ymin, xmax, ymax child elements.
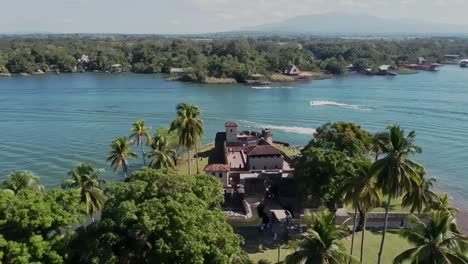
<box><xmin>0</xmin><ymin>66</ymin><xmax>467</xmax><ymax>222</ymax></box>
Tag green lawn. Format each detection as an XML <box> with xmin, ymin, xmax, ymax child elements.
<box><xmin>274</xmin><ymin>143</ymin><xmax>300</xmax><ymax>157</ymax></box>
<box><xmin>345</xmin><ymin>196</ymin><xmax>407</xmax><ymax>213</ymax></box>
<box><xmin>343</xmin><ymin>229</ymin><xmax>411</xmax><ymax>264</ymax></box>
<box><xmin>175</xmin><ymin>144</ymin><xmax>215</xmax><ymax>175</ymax></box>
<box><xmin>242</xmin><ymin>229</ymin><xmax>410</xmax><ymax>264</ymax></box>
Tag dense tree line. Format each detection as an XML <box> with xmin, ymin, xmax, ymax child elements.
<box><xmin>1</xmin><ymin>36</ymin><xmax>468</xmax><ymax>80</ymax></box>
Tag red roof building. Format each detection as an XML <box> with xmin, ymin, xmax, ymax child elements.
<box><xmin>225</xmin><ymin>121</ymin><xmax>238</xmax><ymax>127</ymax></box>
<box><xmin>247</xmin><ymin>144</ymin><xmax>282</xmax><ymax>157</ymax></box>
<box><xmin>204</xmin><ymin>164</ymin><xmax>231</xmax><ymax>172</ymax></box>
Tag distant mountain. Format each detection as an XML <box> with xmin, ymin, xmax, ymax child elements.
<box><xmin>248</xmin><ymin>13</ymin><xmax>468</xmax><ymax>35</ymax></box>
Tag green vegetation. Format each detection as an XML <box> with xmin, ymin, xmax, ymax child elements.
<box><xmin>372</xmin><ymin>125</ymin><xmax>427</xmax><ymax>264</ymax></box>
<box><xmin>295</xmin><ymin>122</ymin><xmax>372</xmax><ymax>210</ymax></box>
<box><xmin>341</xmin><ymin>158</ymin><xmax>382</xmax><ymax>262</ymax></box>
<box><xmin>106</xmin><ymin>136</ymin><xmax>138</xmax><ymax>178</ymax></box>
<box><xmin>285</xmin><ymin>211</ymin><xmax>357</xmax><ymax>264</ymax></box>
<box><xmin>67</xmin><ymin>169</ymin><xmax>242</xmax><ymax>263</ymax></box>
<box><xmin>269</xmin><ymin>73</ymin><xmax>295</xmax><ymax>82</ymax></box>
<box><xmin>243</xmin><ymin>230</ymin><xmax>409</xmax><ymax>264</ymax></box>
<box><xmin>1</xmin><ymin>36</ymin><xmax>468</xmax><ymax>81</ymax></box>
<box><xmin>394</xmin><ymin>211</ymin><xmax>468</xmax><ymax>263</ymax></box>
<box><xmin>293</xmin><ymin>122</ymin><xmax>468</xmax><ymax>264</ymax></box>
<box><xmin>170</xmin><ymin>103</ymin><xmax>204</xmax><ymax>175</ymax></box>
<box><xmin>175</xmin><ymin>144</ymin><xmax>215</xmax><ymax>175</ymax></box>
<box><xmin>0</xmin><ymin>170</ymin><xmax>44</xmax><ymax>194</ymax></box>
<box><xmin>273</xmin><ymin>143</ymin><xmax>300</xmax><ymax>157</ymax></box>
<box><xmin>61</xmin><ymin>163</ymin><xmax>106</xmax><ymax>222</ymax></box>
<box><xmin>0</xmin><ymin>187</ymin><xmax>85</xmax><ymax>263</ymax></box>
<box><xmin>343</xmin><ymin>230</ymin><xmax>412</xmax><ymax>264</ymax></box>
<box><xmin>147</xmin><ymin>130</ymin><xmax>178</xmax><ymax>170</ymax></box>
<box><xmin>129</xmin><ymin>119</ymin><xmax>152</xmax><ymax>166</ymax></box>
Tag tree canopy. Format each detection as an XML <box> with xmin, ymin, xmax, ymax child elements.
<box><xmin>1</xmin><ymin>36</ymin><xmax>468</xmax><ymax>80</ymax></box>
<box><xmin>0</xmin><ymin>188</ymin><xmax>85</xmax><ymax>264</ymax></box>
<box><xmin>66</xmin><ymin>168</ymin><xmax>242</xmax><ymax>264</ymax></box>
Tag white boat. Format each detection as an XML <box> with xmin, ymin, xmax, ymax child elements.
<box><xmin>460</xmin><ymin>59</ymin><xmax>468</xmax><ymax>68</ymax></box>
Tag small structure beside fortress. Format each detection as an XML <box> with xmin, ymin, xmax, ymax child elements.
<box><xmin>205</xmin><ymin>122</ymin><xmax>295</xmax><ymax>203</ymax></box>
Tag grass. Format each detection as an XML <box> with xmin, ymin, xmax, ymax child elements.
<box><xmin>273</xmin><ymin>143</ymin><xmax>300</xmax><ymax>157</ymax></box>
<box><xmin>175</xmin><ymin>144</ymin><xmax>215</xmax><ymax>175</ymax></box>
<box><xmin>269</xmin><ymin>73</ymin><xmax>295</xmax><ymax>82</ymax></box>
<box><xmin>240</xmin><ymin>228</ymin><xmax>410</xmax><ymax>264</ymax></box>
<box><xmin>345</xmin><ymin>196</ymin><xmax>407</xmax><ymax>213</ymax></box>
<box><xmin>233</xmin><ymin>205</ymin><xmax>411</xmax><ymax>264</ymax></box>
<box><xmin>343</xmin><ymin>229</ymin><xmax>411</xmax><ymax>264</ymax></box>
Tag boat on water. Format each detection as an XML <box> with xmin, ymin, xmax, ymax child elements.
<box><xmin>402</xmin><ymin>63</ymin><xmax>441</xmax><ymax>71</ymax></box>
<box><xmin>460</xmin><ymin>59</ymin><xmax>468</xmax><ymax>68</ymax></box>
<box><xmin>247</xmin><ymin>80</ymin><xmax>272</xmax><ymax>86</ymax></box>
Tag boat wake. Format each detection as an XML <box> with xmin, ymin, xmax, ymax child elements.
<box><xmin>251</xmin><ymin>86</ymin><xmax>272</xmax><ymax>89</ymax></box>
<box><xmin>241</xmin><ymin>120</ymin><xmax>316</xmax><ymax>135</ymax></box>
<box><xmin>251</xmin><ymin>86</ymin><xmax>294</xmax><ymax>89</ymax></box>
<box><xmin>310</xmin><ymin>100</ymin><xmax>371</xmax><ymax>111</ymax></box>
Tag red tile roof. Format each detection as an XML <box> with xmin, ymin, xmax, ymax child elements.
<box><xmin>225</xmin><ymin>121</ymin><xmax>238</xmax><ymax>127</ymax></box>
<box><xmin>248</xmin><ymin>144</ymin><xmax>282</xmax><ymax>157</ymax></box>
<box><xmin>205</xmin><ymin>164</ymin><xmax>231</xmax><ymax>172</ymax></box>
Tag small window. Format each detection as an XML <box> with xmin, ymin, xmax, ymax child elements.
<box><xmin>264</xmin><ymin>166</ymin><xmax>267</xmax><ymax>170</ymax></box>
<box><xmin>230</xmin><ymin>129</ymin><xmax>233</xmax><ymax>132</ymax></box>
<box><xmin>212</xmin><ymin>173</ymin><xmax>215</xmax><ymax>176</ymax></box>
<box><xmin>253</xmin><ymin>166</ymin><xmax>256</xmax><ymax>170</ymax></box>
<box><xmin>219</xmin><ymin>173</ymin><xmax>223</xmax><ymax>178</ymax></box>
<box><xmin>275</xmin><ymin>165</ymin><xmax>278</xmax><ymax>169</ymax></box>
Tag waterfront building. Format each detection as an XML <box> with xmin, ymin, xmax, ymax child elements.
<box><xmin>205</xmin><ymin>122</ymin><xmax>295</xmax><ymax>201</ymax></box>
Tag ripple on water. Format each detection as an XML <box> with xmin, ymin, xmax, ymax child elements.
<box><xmin>0</xmin><ymin>69</ymin><xmax>467</xmax><ymax>223</ymax></box>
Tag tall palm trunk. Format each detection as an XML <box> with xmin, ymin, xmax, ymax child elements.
<box><xmin>195</xmin><ymin>143</ymin><xmax>200</xmax><ymax>174</ymax></box>
<box><xmin>377</xmin><ymin>195</ymin><xmax>392</xmax><ymax>264</ymax></box>
<box><xmin>187</xmin><ymin>148</ymin><xmax>192</xmax><ymax>176</ymax></box>
<box><xmin>140</xmin><ymin>144</ymin><xmax>146</xmax><ymax>166</ymax></box>
<box><xmin>122</xmin><ymin>166</ymin><xmax>127</xmax><ymax>178</ymax></box>
<box><xmin>122</xmin><ymin>158</ymin><xmax>129</xmax><ymax>178</ymax></box>
<box><xmin>360</xmin><ymin>209</ymin><xmax>367</xmax><ymax>263</ymax></box>
<box><xmin>350</xmin><ymin>208</ymin><xmax>358</xmax><ymax>257</ymax></box>
<box><xmin>357</xmin><ymin>209</ymin><xmax>365</xmax><ymax>231</ymax></box>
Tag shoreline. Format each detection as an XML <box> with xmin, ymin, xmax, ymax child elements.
<box><xmin>0</xmin><ymin>66</ymin><xmax>425</xmax><ymax>84</ymax></box>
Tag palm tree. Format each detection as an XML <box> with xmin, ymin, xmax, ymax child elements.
<box><xmin>393</xmin><ymin>210</ymin><xmax>468</xmax><ymax>264</ymax></box>
<box><xmin>372</xmin><ymin>132</ymin><xmax>388</xmax><ymax>161</ymax></box>
<box><xmin>147</xmin><ymin>132</ymin><xmax>177</xmax><ymax>170</ymax></box>
<box><xmin>285</xmin><ymin>210</ymin><xmax>358</xmax><ymax>264</ymax></box>
<box><xmin>401</xmin><ymin>175</ymin><xmax>437</xmax><ymax>213</ymax></box>
<box><xmin>341</xmin><ymin>158</ymin><xmax>382</xmax><ymax>263</ymax></box>
<box><xmin>129</xmin><ymin>120</ymin><xmax>152</xmax><ymax>166</ymax></box>
<box><xmin>62</xmin><ymin>163</ymin><xmax>106</xmax><ymax>222</ymax></box>
<box><xmin>170</xmin><ymin>103</ymin><xmax>204</xmax><ymax>175</ymax></box>
<box><xmin>1</xmin><ymin>170</ymin><xmax>44</xmax><ymax>194</ymax></box>
<box><xmin>372</xmin><ymin>124</ymin><xmax>424</xmax><ymax>264</ymax></box>
<box><xmin>429</xmin><ymin>193</ymin><xmax>459</xmax><ymax>216</ymax></box>
<box><xmin>107</xmin><ymin>136</ymin><xmax>137</xmax><ymax>178</ymax></box>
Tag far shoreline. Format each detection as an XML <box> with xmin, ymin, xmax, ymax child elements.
<box><xmin>0</xmin><ymin>66</ymin><xmax>432</xmax><ymax>85</ymax></box>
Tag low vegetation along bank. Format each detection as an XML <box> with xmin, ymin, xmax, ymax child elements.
<box><xmin>1</xmin><ymin>103</ymin><xmax>467</xmax><ymax>263</ymax></box>
<box><xmin>1</xmin><ymin>36</ymin><xmax>468</xmax><ymax>83</ymax></box>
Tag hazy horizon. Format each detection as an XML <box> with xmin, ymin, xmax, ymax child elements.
<box><xmin>2</xmin><ymin>0</ymin><xmax>468</xmax><ymax>34</ymax></box>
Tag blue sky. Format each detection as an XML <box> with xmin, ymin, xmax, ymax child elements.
<box><xmin>1</xmin><ymin>0</ymin><xmax>468</xmax><ymax>34</ymax></box>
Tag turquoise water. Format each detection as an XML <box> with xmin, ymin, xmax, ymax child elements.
<box><xmin>0</xmin><ymin>66</ymin><xmax>467</xmax><ymax>212</ymax></box>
